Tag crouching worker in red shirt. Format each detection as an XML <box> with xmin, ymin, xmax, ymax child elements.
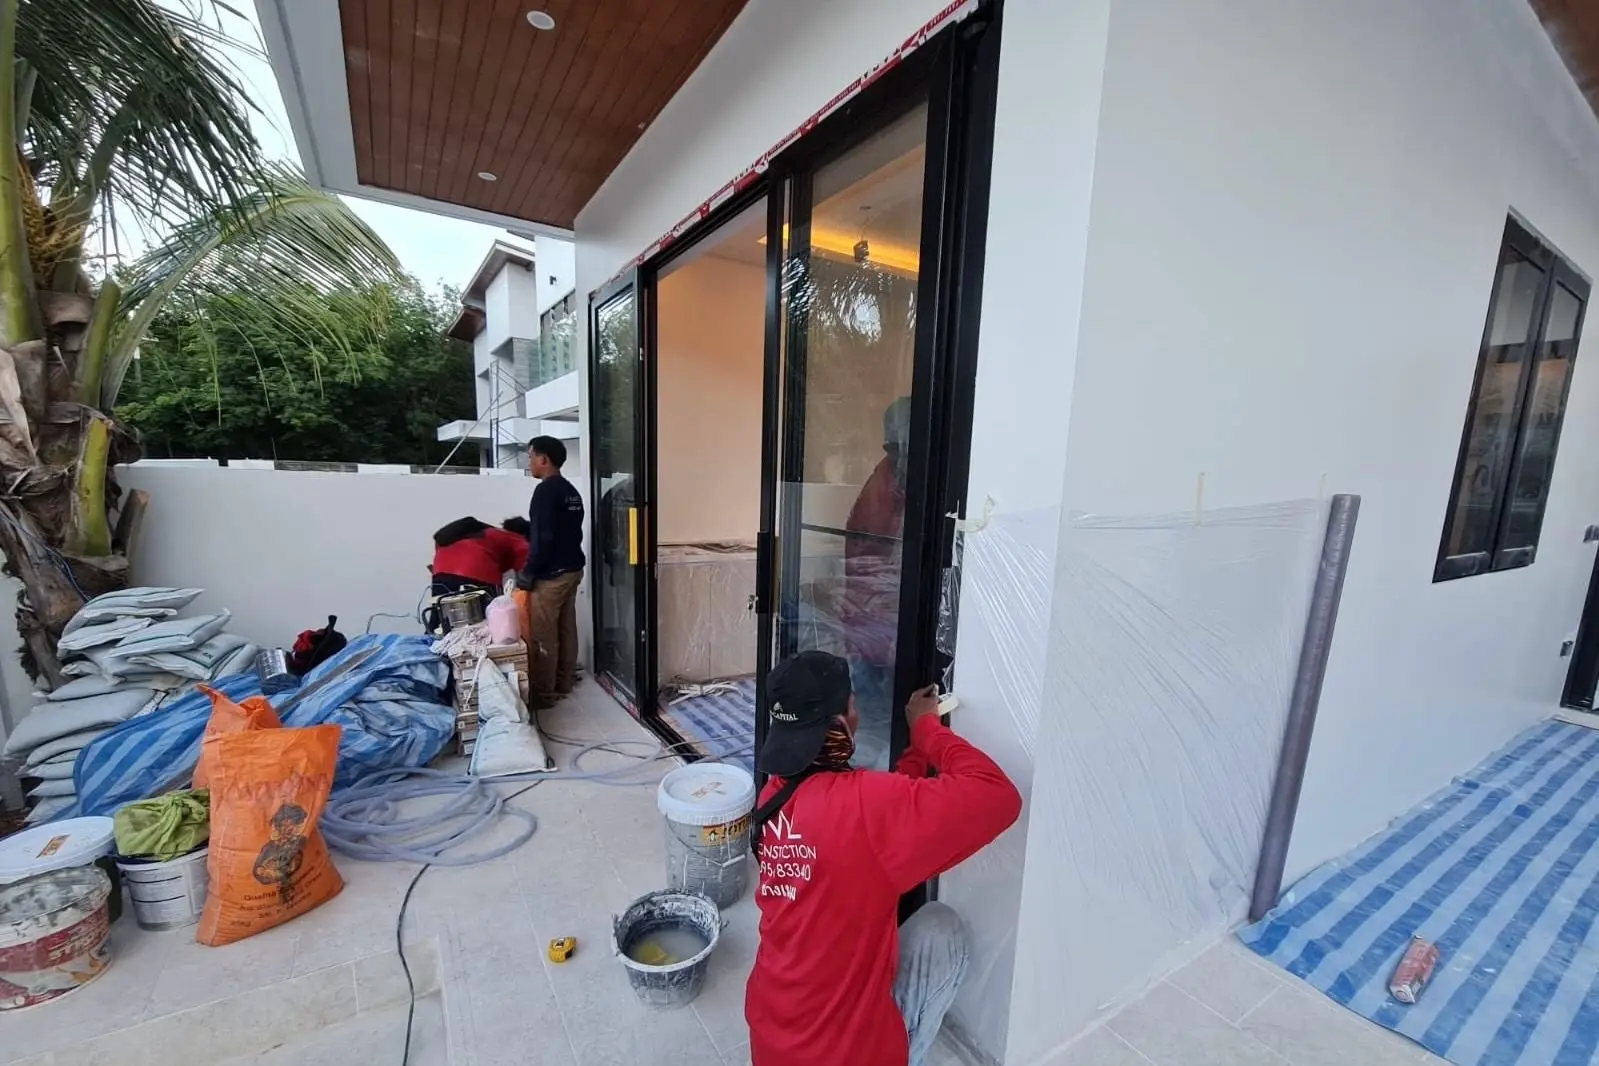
<box><xmin>744</xmin><ymin>651</ymin><xmax>1022</xmax><ymax>1066</ymax></box>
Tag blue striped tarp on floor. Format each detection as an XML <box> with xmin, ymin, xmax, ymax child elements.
<box><xmin>1241</xmin><ymin>720</ymin><xmax>1599</xmax><ymax>1066</ymax></box>
<box><xmin>660</xmin><ymin>679</ymin><xmax>755</xmax><ymax>775</ymax></box>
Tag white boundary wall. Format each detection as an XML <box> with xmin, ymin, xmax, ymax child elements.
<box><xmin>113</xmin><ymin>463</ymin><xmax>550</xmax><ymax>650</ymax></box>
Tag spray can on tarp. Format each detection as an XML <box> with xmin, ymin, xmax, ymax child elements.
<box><xmin>1389</xmin><ymin>935</ymin><xmax>1441</xmax><ymax>1004</ymax></box>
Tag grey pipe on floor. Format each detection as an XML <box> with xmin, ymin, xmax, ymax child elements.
<box><xmin>1249</xmin><ymin>493</ymin><xmax>1361</xmax><ymax>923</ymax></box>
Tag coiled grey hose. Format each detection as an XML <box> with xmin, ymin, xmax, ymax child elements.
<box><xmin>321</xmin><ymin>735</ymin><xmax>749</xmax><ymax>865</ymax></box>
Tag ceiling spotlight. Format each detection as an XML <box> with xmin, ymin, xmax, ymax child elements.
<box><xmin>477</xmin><ymin>171</ymin><xmax>498</xmax><ymax>181</ymax></box>
<box><xmin>526</xmin><ymin>10</ymin><xmax>556</xmax><ymax>30</ymax></box>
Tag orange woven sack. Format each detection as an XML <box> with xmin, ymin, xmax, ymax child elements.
<box><xmin>195</xmin><ymin>724</ymin><xmax>344</xmax><ymax>947</ymax></box>
<box><xmin>193</xmin><ymin>685</ymin><xmax>282</xmax><ymax>790</ymax></box>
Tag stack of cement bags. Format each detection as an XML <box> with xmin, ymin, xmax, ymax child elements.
<box><xmin>2</xmin><ymin>586</ymin><xmax>259</xmax><ymax>822</ymax></box>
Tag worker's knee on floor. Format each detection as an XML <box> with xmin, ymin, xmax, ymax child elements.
<box><xmin>903</xmin><ymin>901</ymin><xmax>967</xmax><ymax>959</ymax></box>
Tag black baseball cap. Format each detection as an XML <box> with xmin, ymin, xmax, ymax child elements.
<box><xmin>758</xmin><ymin>651</ymin><xmax>852</xmax><ymax>777</ymax></box>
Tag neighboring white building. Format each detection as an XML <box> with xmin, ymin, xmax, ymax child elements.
<box><xmin>265</xmin><ymin>2</ymin><xmax>1599</xmax><ymax>1061</ymax></box>
<box><xmin>436</xmin><ymin>238</ymin><xmax>580</xmax><ymax>473</ymax></box>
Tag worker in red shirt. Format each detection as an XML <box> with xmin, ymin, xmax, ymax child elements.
<box><xmin>745</xmin><ymin>651</ymin><xmax>1022</xmax><ymax>1066</ymax></box>
<box><xmin>429</xmin><ymin>516</ymin><xmax>529</xmax><ymax>598</ymax></box>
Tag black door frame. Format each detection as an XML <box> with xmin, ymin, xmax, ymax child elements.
<box><xmin>753</xmin><ymin>5</ymin><xmax>1004</xmax><ymax>777</ymax></box>
<box><xmin>635</xmin><ymin>181</ymin><xmax>775</xmax><ymax>744</ymax></box>
<box><xmin>585</xmin><ymin>2</ymin><xmax>1003</xmax><ymax>765</ymax></box>
<box><xmin>1563</xmin><ymin>547</ymin><xmax>1599</xmax><ymax>710</ymax></box>
<box><xmin>586</xmin><ymin>269</ymin><xmax>648</xmax><ymax>714</ymax></box>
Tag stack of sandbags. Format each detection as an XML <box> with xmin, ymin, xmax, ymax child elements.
<box><xmin>4</xmin><ymin>587</ymin><xmax>260</xmax><ymax>822</ymax></box>
<box><xmin>3</xmin><ymin>684</ymin><xmax>157</xmax><ymax>822</ymax></box>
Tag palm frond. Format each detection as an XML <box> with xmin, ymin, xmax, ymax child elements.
<box><xmin>103</xmin><ymin>166</ymin><xmax>405</xmax><ymax>407</ymax></box>
<box><xmin>19</xmin><ymin>0</ymin><xmax>267</xmax><ymax>232</ymax></box>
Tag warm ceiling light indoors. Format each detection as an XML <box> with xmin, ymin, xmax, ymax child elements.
<box><xmin>477</xmin><ymin>171</ymin><xmax>498</xmax><ymax>181</ymax></box>
<box><xmin>526</xmin><ymin>10</ymin><xmax>556</xmax><ymax>30</ymax></box>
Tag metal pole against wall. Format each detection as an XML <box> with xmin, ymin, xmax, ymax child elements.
<box><xmin>1249</xmin><ymin>492</ymin><xmax>1360</xmax><ymax>922</ymax></box>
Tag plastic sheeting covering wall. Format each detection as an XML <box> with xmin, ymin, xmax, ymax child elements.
<box><xmin>938</xmin><ymin>506</ymin><xmax>1060</xmax><ymax>1063</ymax></box>
<box><xmin>943</xmin><ymin>498</ymin><xmax>1329</xmax><ymax>1065</ymax></box>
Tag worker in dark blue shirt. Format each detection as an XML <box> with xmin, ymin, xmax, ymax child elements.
<box><xmin>516</xmin><ymin>435</ymin><xmax>586</xmax><ymax>707</ymax></box>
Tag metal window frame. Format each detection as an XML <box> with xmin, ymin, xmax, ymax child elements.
<box><xmin>1435</xmin><ymin>216</ymin><xmax>1591</xmax><ymax>582</ymax></box>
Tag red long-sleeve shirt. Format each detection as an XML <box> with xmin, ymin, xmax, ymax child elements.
<box><xmin>430</xmin><ymin>528</ymin><xmax>528</xmax><ymax>587</ymax></box>
<box><xmin>745</xmin><ymin>716</ymin><xmax>1022</xmax><ymax>1066</ymax></box>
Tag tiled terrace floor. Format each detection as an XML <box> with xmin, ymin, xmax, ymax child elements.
<box><xmin>5</xmin><ymin>681</ymin><xmax>1453</xmax><ymax>1066</ymax></box>
<box><xmin>1049</xmin><ymin>937</ymin><xmax>1451</xmax><ymax>1066</ymax></box>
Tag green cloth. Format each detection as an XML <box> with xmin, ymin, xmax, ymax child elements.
<box><xmin>114</xmin><ymin>789</ymin><xmax>210</xmax><ymax>861</ymax></box>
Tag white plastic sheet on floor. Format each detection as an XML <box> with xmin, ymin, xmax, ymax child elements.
<box><xmin>938</xmin><ymin>498</ymin><xmax>1327</xmax><ymax>1064</ymax></box>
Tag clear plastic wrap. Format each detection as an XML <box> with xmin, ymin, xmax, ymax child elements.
<box><xmin>938</xmin><ymin>498</ymin><xmax>1327</xmax><ymax>1065</ymax></box>
<box><xmin>656</xmin><ymin>544</ymin><xmax>760</xmax><ymax>684</ymax></box>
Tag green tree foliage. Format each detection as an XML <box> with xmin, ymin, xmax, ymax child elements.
<box><xmin>116</xmin><ymin>283</ymin><xmax>474</xmax><ymax>465</ymax></box>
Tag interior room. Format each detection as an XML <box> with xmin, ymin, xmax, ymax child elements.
<box><xmin>653</xmin><ymin>202</ymin><xmax>767</xmax><ymax>770</ymax></box>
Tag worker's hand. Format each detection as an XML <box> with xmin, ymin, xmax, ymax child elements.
<box><xmin>904</xmin><ymin>685</ymin><xmax>941</xmax><ymax>730</ymax></box>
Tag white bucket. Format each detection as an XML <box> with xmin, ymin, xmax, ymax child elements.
<box><xmin>656</xmin><ymin>764</ymin><xmax>756</xmax><ymax>908</ymax></box>
<box><xmin>116</xmin><ymin>847</ymin><xmax>209</xmax><ymax>931</ymax></box>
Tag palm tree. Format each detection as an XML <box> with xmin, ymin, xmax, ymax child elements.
<box><xmin>0</xmin><ymin>0</ymin><xmax>402</xmax><ymax>683</ymax></box>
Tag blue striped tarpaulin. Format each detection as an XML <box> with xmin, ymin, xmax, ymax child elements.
<box><xmin>1242</xmin><ymin>720</ymin><xmax>1599</xmax><ymax>1066</ymax></box>
<box><xmin>661</xmin><ymin>679</ymin><xmax>755</xmax><ymax>774</ymax></box>
<box><xmin>66</xmin><ymin>634</ymin><xmax>454</xmax><ymax>819</ymax></box>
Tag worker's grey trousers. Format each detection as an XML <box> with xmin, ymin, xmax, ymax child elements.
<box><xmin>895</xmin><ymin>902</ymin><xmax>969</xmax><ymax>1066</ymax></box>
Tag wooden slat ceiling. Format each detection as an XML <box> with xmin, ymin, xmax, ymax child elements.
<box><xmin>1533</xmin><ymin>0</ymin><xmax>1599</xmax><ymax>120</ymax></box>
<box><xmin>338</xmin><ymin>0</ymin><xmax>751</xmax><ymax>230</ymax></box>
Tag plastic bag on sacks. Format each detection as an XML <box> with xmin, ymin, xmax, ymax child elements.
<box><xmin>468</xmin><ymin>658</ymin><xmax>551</xmax><ymax>778</ymax></box>
<box><xmin>192</xmin><ymin>685</ymin><xmax>283</xmax><ymax>790</ymax></box>
<box><xmin>485</xmin><ymin>595</ymin><xmax>520</xmax><ymax>644</ymax></box>
<box><xmin>195</xmin><ymin>724</ymin><xmax>344</xmax><ymax>946</ymax></box>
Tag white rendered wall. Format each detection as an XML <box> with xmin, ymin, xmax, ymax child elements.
<box><xmin>482</xmin><ymin>262</ymin><xmax>540</xmax><ymax>355</ymax></box>
<box><xmin>534</xmin><ymin>237</ymin><xmax>576</xmax><ymax>317</ymax></box>
<box><xmin>111</xmin><ymin>465</ymin><xmax>577</xmax><ymax>655</ymax></box>
<box><xmin>1005</xmin><ymin>0</ymin><xmax>1599</xmax><ymax>1060</ymax></box>
<box><xmin>656</xmin><ymin>255</ymin><xmax>765</xmax><ymax>545</ymax></box>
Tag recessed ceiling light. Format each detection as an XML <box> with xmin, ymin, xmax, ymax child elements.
<box><xmin>477</xmin><ymin>171</ymin><xmax>498</xmax><ymax>181</ymax></box>
<box><xmin>526</xmin><ymin>10</ymin><xmax>556</xmax><ymax>30</ymax></box>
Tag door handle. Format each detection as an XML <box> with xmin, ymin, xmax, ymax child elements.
<box><xmin>628</xmin><ymin>507</ymin><xmax>638</xmax><ymax>566</ymax></box>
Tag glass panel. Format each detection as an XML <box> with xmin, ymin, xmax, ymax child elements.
<box><xmin>778</xmin><ymin>103</ymin><xmax>928</xmax><ymax>770</ymax></box>
<box><xmin>593</xmin><ymin>289</ymin><xmax>639</xmax><ymax>703</ymax></box>
<box><xmin>1442</xmin><ymin>249</ymin><xmax>1545</xmax><ymax>568</ymax></box>
<box><xmin>1501</xmin><ymin>281</ymin><xmax>1584</xmax><ymax>555</ymax></box>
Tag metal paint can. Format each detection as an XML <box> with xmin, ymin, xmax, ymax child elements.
<box><xmin>1389</xmin><ymin>935</ymin><xmax>1441</xmax><ymax>1004</ymax></box>
<box><xmin>0</xmin><ymin>866</ymin><xmax>114</xmax><ymax>1011</ymax></box>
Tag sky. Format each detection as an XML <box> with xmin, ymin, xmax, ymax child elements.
<box><xmin>212</xmin><ymin>2</ymin><xmax>531</xmax><ymax>294</ymax></box>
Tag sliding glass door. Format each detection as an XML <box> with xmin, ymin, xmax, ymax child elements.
<box><xmin>589</xmin><ymin>274</ymin><xmax>649</xmax><ymax>711</ymax></box>
<box><xmin>768</xmin><ymin>101</ymin><xmax>932</xmax><ymax>771</ymax></box>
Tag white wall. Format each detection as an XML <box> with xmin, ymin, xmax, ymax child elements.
<box><xmin>657</xmin><ymin>255</ymin><xmax>765</xmax><ymax>545</ymax></box>
<box><xmin>113</xmin><ymin>465</ymin><xmax>580</xmax><ymax>655</ymax></box>
<box><xmin>535</xmin><ymin>237</ymin><xmax>577</xmax><ymax>317</ymax></box>
<box><xmin>1001</xmin><ymin>0</ymin><xmax>1599</xmax><ymax>1059</ymax></box>
<box><xmin>925</xmin><ymin>0</ymin><xmax>1120</xmax><ymax>1058</ymax></box>
<box><xmin>482</xmin><ymin>261</ymin><xmax>540</xmax><ymax>355</ymax></box>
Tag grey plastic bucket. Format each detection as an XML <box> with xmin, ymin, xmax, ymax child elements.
<box><xmin>656</xmin><ymin>764</ymin><xmax>755</xmax><ymax>909</ymax></box>
<box><xmin>612</xmin><ymin>890</ymin><xmax>722</xmax><ymax>1010</ymax></box>
<box><xmin>116</xmin><ymin>846</ymin><xmax>208</xmax><ymax>931</ymax></box>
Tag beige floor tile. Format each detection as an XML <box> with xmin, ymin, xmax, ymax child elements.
<box><xmin>0</xmin><ymin>919</ymin><xmax>176</xmax><ymax>1062</ymax></box>
<box><xmin>1107</xmin><ymin>982</ymin><xmax>1287</xmax><ymax>1066</ymax></box>
<box><xmin>690</xmin><ymin>894</ymin><xmax>759</xmax><ymax>1055</ymax></box>
<box><xmin>1167</xmin><ymin>940</ymin><xmax>1285</xmax><ymax>1024</ymax></box>
<box><xmin>1238</xmin><ymin>982</ymin><xmax>1423</xmax><ymax>1066</ymax></box>
<box><xmin>1039</xmin><ymin>1027</ymin><xmax>1155</xmax><ymax>1066</ymax></box>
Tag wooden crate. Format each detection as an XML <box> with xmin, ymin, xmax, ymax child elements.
<box><xmin>450</xmin><ymin>642</ymin><xmax>529</xmax><ymax>755</ymax></box>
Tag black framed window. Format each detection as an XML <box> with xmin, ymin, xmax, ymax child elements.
<box><xmin>1436</xmin><ymin>217</ymin><xmax>1589</xmax><ymax>581</ymax></box>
